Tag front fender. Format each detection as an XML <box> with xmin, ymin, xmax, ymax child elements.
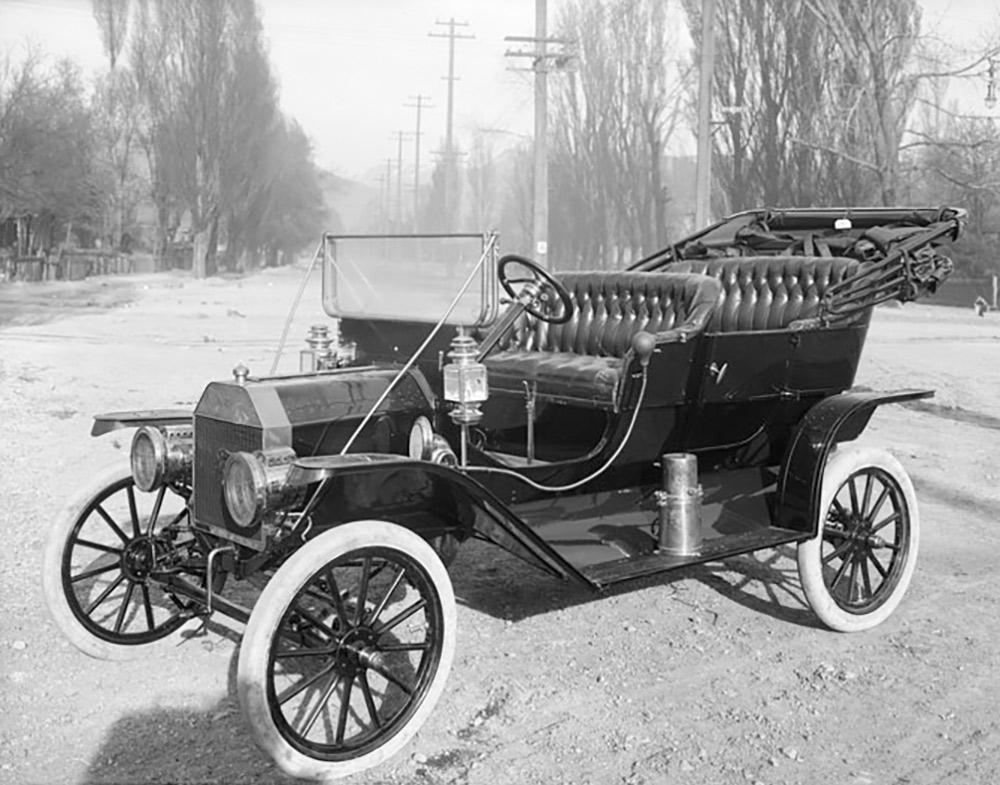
<box><xmin>91</xmin><ymin>409</ymin><xmax>192</xmax><ymax>437</ymax></box>
<box><xmin>775</xmin><ymin>389</ymin><xmax>932</xmax><ymax>535</ymax></box>
<box><xmin>289</xmin><ymin>454</ymin><xmax>586</xmax><ymax>585</ymax></box>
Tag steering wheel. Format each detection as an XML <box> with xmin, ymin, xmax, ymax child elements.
<box><xmin>497</xmin><ymin>254</ymin><xmax>574</xmax><ymax>325</ymax></box>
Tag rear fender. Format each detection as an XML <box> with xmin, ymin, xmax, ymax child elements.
<box><xmin>290</xmin><ymin>455</ymin><xmax>585</xmax><ymax>585</ymax></box>
<box><xmin>91</xmin><ymin>409</ymin><xmax>192</xmax><ymax>437</ymax></box>
<box><xmin>776</xmin><ymin>389</ymin><xmax>932</xmax><ymax>535</ymax></box>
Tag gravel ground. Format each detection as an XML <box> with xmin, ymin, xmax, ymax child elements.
<box><xmin>1</xmin><ymin>265</ymin><xmax>999</xmax><ymax>785</ymax></box>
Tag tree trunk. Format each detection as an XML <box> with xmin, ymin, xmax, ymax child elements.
<box><xmin>193</xmin><ymin>229</ymin><xmax>207</xmax><ymax>279</ymax></box>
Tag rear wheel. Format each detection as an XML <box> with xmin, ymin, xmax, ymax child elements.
<box><xmin>42</xmin><ymin>462</ymin><xmax>213</xmax><ymax>660</ymax></box>
<box><xmin>798</xmin><ymin>446</ymin><xmax>919</xmax><ymax>632</ymax></box>
<box><xmin>238</xmin><ymin>520</ymin><xmax>456</xmax><ymax>781</ymax></box>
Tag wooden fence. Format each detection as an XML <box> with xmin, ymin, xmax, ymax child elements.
<box><xmin>1</xmin><ymin>249</ymin><xmax>140</xmax><ymax>282</ymax></box>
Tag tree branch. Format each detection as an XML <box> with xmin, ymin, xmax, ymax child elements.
<box><xmin>909</xmin><ymin>47</ymin><xmax>1000</xmax><ymax>81</ymax></box>
<box><xmin>899</xmin><ymin>128</ymin><xmax>996</xmax><ymax>152</ymax></box>
<box><xmin>931</xmin><ymin>166</ymin><xmax>1000</xmax><ymax>193</ymax></box>
<box><xmin>788</xmin><ymin>136</ymin><xmax>881</xmax><ymax>173</ymax></box>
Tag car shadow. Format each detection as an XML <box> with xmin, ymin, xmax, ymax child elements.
<box><xmin>79</xmin><ymin>624</ymin><xmax>429</xmax><ymax>785</ymax></box>
<box><xmin>80</xmin><ymin>643</ymin><xmax>276</xmax><ymax>785</ymax></box>
<box><xmin>695</xmin><ymin>545</ymin><xmax>823</xmax><ymax>630</ymax></box>
<box><xmin>78</xmin><ymin>544</ymin><xmax>818</xmax><ymax>784</ymax></box>
<box><xmin>449</xmin><ymin>539</ymin><xmax>823</xmax><ymax>630</ymax></box>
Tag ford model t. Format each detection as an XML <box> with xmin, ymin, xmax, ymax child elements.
<box><xmin>43</xmin><ymin>207</ymin><xmax>964</xmax><ymax>780</ymax></box>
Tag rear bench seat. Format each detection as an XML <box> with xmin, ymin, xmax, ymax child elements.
<box><xmin>668</xmin><ymin>255</ymin><xmax>863</xmax><ymax>332</ymax></box>
<box><xmin>484</xmin><ymin>271</ymin><xmax>721</xmax><ymax>408</ymax></box>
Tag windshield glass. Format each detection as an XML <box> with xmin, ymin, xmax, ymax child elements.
<box><xmin>322</xmin><ymin>234</ymin><xmax>496</xmax><ymax>326</ymax></box>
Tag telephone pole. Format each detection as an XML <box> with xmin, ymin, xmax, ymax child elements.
<box><xmin>385</xmin><ymin>157</ymin><xmax>393</xmax><ymax>231</ymax></box>
<box><xmin>505</xmin><ymin>0</ymin><xmax>573</xmax><ymax>266</ymax></box>
<box><xmin>404</xmin><ymin>95</ymin><xmax>433</xmax><ymax>232</ymax></box>
<box><xmin>532</xmin><ymin>0</ymin><xmax>547</xmax><ymax>264</ymax></box>
<box><xmin>390</xmin><ymin>130</ymin><xmax>414</xmax><ymax>230</ymax></box>
<box><xmin>430</xmin><ymin>18</ymin><xmax>474</xmax><ymax>229</ymax></box>
<box><xmin>694</xmin><ymin>0</ymin><xmax>717</xmax><ymax>228</ymax></box>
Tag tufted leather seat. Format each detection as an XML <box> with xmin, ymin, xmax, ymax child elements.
<box><xmin>484</xmin><ymin>272</ymin><xmax>721</xmax><ymax>407</ymax></box>
<box><xmin>670</xmin><ymin>256</ymin><xmax>862</xmax><ymax>332</ymax></box>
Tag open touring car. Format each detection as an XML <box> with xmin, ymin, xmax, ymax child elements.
<box><xmin>43</xmin><ymin>206</ymin><xmax>965</xmax><ymax>779</ymax></box>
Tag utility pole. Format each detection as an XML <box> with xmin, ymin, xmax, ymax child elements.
<box><xmin>531</xmin><ymin>0</ymin><xmax>548</xmax><ymax>265</ymax></box>
<box><xmin>430</xmin><ymin>19</ymin><xmax>474</xmax><ymax>230</ymax></box>
<box><xmin>694</xmin><ymin>0</ymin><xmax>717</xmax><ymax>228</ymax></box>
<box><xmin>385</xmin><ymin>157</ymin><xmax>393</xmax><ymax>232</ymax></box>
<box><xmin>403</xmin><ymin>95</ymin><xmax>433</xmax><ymax>233</ymax></box>
<box><xmin>375</xmin><ymin>167</ymin><xmax>388</xmax><ymax>233</ymax></box>
<box><xmin>505</xmin><ymin>0</ymin><xmax>573</xmax><ymax>266</ymax></box>
<box><xmin>390</xmin><ymin>130</ymin><xmax>414</xmax><ymax>230</ymax></box>
<box><xmin>405</xmin><ymin>95</ymin><xmax>433</xmax><ymax>232</ymax></box>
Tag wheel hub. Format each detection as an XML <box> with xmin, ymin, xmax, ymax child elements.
<box><xmin>335</xmin><ymin>627</ymin><xmax>381</xmax><ymax>677</ymax></box>
<box><xmin>120</xmin><ymin>536</ymin><xmax>168</xmax><ymax>582</ymax></box>
<box><xmin>833</xmin><ymin>515</ymin><xmax>893</xmax><ymax>553</ymax></box>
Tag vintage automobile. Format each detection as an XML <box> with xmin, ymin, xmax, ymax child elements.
<box><xmin>43</xmin><ymin>206</ymin><xmax>964</xmax><ymax>780</ymax></box>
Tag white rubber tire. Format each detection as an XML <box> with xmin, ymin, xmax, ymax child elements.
<box><xmin>238</xmin><ymin>520</ymin><xmax>456</xmax><ymax>781</ymax></box>
<box><xmin>42</xmin><ymin>462</ymin><xmax>201</xmax><ymax>660</ymax></box>
<box><xmin>798</xmin><ymin>445</ymin><xmax>920</xmax><ymax>632</ymax></box>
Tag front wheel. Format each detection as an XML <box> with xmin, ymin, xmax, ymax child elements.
<box><xmin>42</xmin><ymin>462</ymin><xmax>211</xmax><ymax>660</ymax></box>
<box><xmin>238</xmin><ymin>520</ymin><xmax>456</xmax><ymax>781</ymax></box>
<box><xmin>798</xmin><ymin>446</ymin><xmax>919</xmax><ymax>632</ymax></box>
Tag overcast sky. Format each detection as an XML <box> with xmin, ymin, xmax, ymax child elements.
<box><xmin>2</xmin><ymin>0</ymin><xmax>999</xmax><ymax>182</ymax></box>
<box><xmin>0</xmin><ymin>0</ymin><xmax>543</xmax><ymax>179</ymax></box>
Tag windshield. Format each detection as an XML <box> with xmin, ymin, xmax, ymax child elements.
<box><xmin>322</xmin><ymin>233</ymin><xmax>497</xmax><ymax>326</ymax></box>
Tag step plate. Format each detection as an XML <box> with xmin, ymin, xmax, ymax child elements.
<box><xmin>579</xmin><ymin>526</ymin><xmax>807</xmax><ymax>587</ymax></box>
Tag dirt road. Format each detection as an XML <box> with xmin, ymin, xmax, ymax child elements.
<box><xmin>1</xmin><ymin>265</ymin><xmax>999</xmax><ymax>785</ymax></box>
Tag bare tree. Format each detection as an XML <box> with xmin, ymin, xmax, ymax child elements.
<box><xmin>803</xmin><ymin>0</ymin><xmax>922</xmax><ymax>205</ymax></box>
<box><xmin>685</xmin><ymin>0</ymin><xmax>991</xmax><ymax>211</ymax></box>
<box><xmin>2</xmin><ymin>1</ymin><xmax>324</xmax><ymax>271</ymax></box>
<box><xmin>236</xmin><ymin>118</ymin><xmax>328</xmax><ymax>268</ymax></box>
<box><xmin>551</xmin><ymin>0</ymin><xmax>687</xmax><ymax>269</ymax></box>
<box><xmin>685</xmin><ymin>0</ymin><xmax>851</xmax><ymax>210</ymax></box>
<box><xmin>498</xmin><ymin>141</ymin><xmax>535</xmax><ymax>256</ymax></box>
<box><xmin>420</xmin><ymin>144</ymin><xmax>464</xmax><ymax>233</ymax></box>
<box><xmin>0</xmin><ymin>50</ymin><xmax>100</xmax><ymax>249</ymax></box>
<box><xmin>92</xmin><ymin>0</ymin><xmax>130</xmax><ymax>70</ymax></box>
<box><xmin>131</xmin><ymin>0</ymin><xmax>266</xmax><ymax>276</ymax></box>
<box><xmin>92</xmin><ymin>0</ymin><xmax>139</xmax><ymax>251</ymax></box>
<box><xmin>466</xmin><ymin>132</ymin><xmax>498</xmax><ymax>231</ymax></box>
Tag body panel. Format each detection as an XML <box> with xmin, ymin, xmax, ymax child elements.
<box><xmin>91</xmin><ymin>409</ymin><xmax>191</xmax><ymax>437</ymax></box>
<box><xmin>776</xmin><ymin>388</ymin><xmax>935</xmax><ymax>535</ymax></box>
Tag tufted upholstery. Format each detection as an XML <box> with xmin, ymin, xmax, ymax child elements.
<box><xmin>484</xmin><ymin>272</ymin><xmax>721</xmax><ymax>407</ymax></box>
<box><xmin>670</xmin><ymin>256</ymin><xmax>862</xmax><ymax>332</ymax></box>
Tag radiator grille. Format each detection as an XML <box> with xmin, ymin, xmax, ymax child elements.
<box><xmin>193</xmin><ymin>415</ymin><xmax>262</xmax><ymax>533</ymax></box>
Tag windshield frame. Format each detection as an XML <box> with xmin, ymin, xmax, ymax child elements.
<box><xmin>321</xmin><ymin>232</ymin><xmax>499</xmax><ymax>327</ymax></box>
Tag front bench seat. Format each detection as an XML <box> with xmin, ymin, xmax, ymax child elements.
<box><xmin>483</xmin><ymin>271</ymin><xmax>721</xmax><ymax>408</ymax></box>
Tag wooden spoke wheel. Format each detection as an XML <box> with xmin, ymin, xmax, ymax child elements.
<box><xmin>237</xmin><ymin>520</ymin><xmax>456</xmax><ymax>780</ymax></box>
<box><xmin>42</xmin><ymin>463</ymin><xmax>214</xmax><ymax>660</ymax></box>
<box><xmin>798</xmin><ymin>446</ymin><xmax>919</xmax><ymax>632</ymax></box>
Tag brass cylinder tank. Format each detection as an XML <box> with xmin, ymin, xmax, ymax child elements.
<box><xmin>657</xmin><ymin>453</ymin><xmax>703</xmax><ymax>556</ymax></box>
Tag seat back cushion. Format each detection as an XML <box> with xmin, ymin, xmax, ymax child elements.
<box><xmin>670</xmin><ymin>256</ymin><xmax>861</xmax><ymax>332</ymax></box>
<box><xmin>502</xmin><ymin>271</ymin><xmax>720</xmax><ymax>356</ymax></box>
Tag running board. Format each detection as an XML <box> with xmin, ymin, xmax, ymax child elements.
<box><xmin>579</xmin><ymin>526</ymin><xmax>807</xmax><ymax>588</ymax></box>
